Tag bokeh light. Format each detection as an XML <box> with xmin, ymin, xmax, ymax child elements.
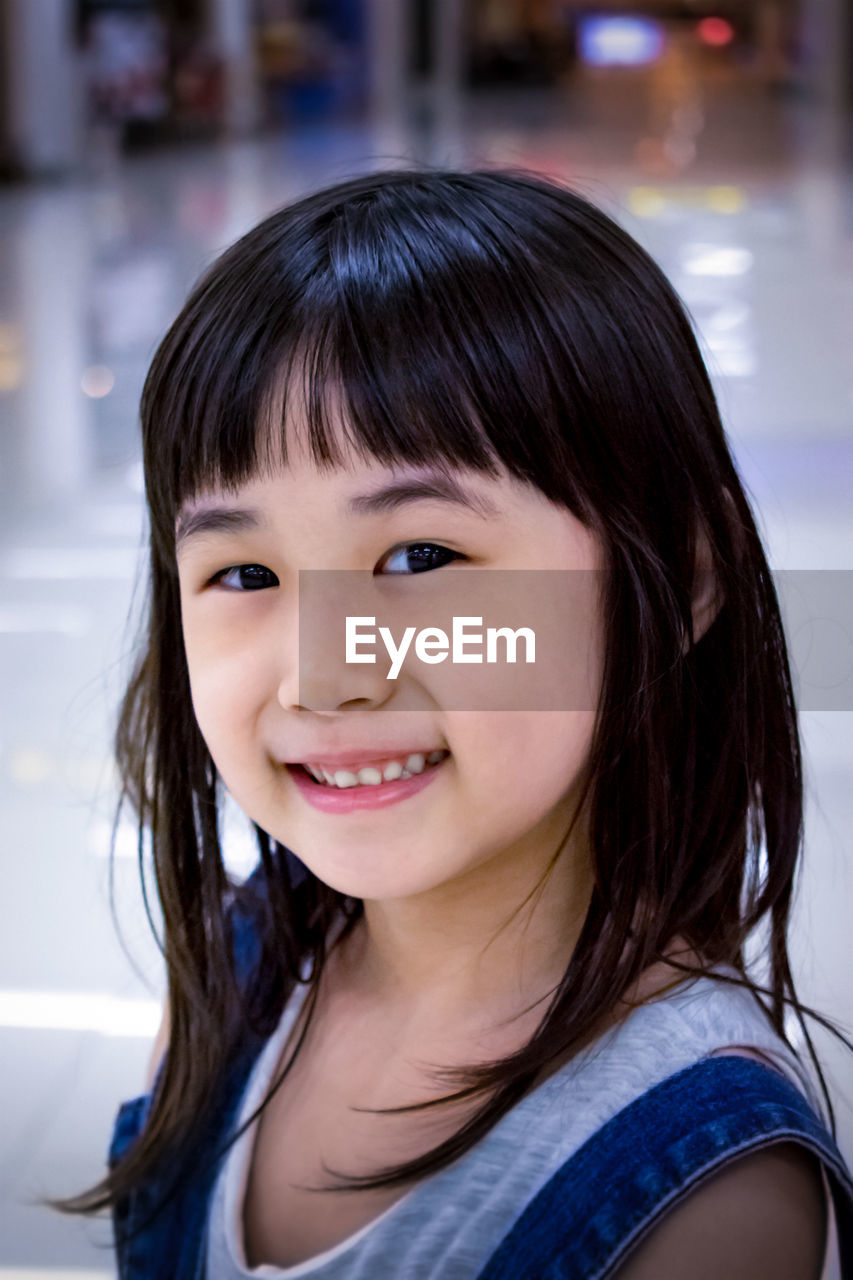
<box><xmin>698</xmin><ymin>18</ymin><xmax>736</xmax><ymax>48</ymax></box>
<box><xmin>80</xmin><ymin>364</ymin><xmax>115</xmax><ymax>398</ymax></box>
<box><xmin>578</xmin><ymin>17</ymin><xmax>666</xmax><ymax>68</ymax></box>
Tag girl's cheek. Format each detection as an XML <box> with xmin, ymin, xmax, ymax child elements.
<box><xmin>458</xmin><ymin>712</ymin><xmax>594</xmax><ymax>777</ymax></box>
<box><xmin>183</xmin><ymin>637</ymin><xmax>269</xmax><ymax>758</ymax></box>
<box><xmin>183</xmin><ymin>598</ymin><xmax>271</xmax><ymax>677</ymax></box>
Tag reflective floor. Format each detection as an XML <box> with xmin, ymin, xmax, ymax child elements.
<box><xmin>1</xmin><ymin>51</ymin><xmax>852</xmax><ymax>1275</ymax></box>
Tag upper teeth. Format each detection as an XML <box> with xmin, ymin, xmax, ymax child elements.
<box><xmin>305</xmin><ymin>750</ymin><xmax>447</xmax><ymax>788</ymax></box>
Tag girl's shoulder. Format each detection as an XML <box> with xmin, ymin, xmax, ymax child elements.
<box><xmin>518</xmin><ymin>961</ymin><xmax>825</xmax><ymax>1179</ymax></box>
<box><xmin>609</xmin><ymin>1139</ymin><xmax>827</xmax><ymax>1280</ymax></box>
<box><xmin>581</xmin><ymin>962</ymin><xmax>814</xmax><ymax>1090</ymax></box>
<box><xmin>482</xmin><ymin>1053</ymin><xmax>846</xmax><ymax>1280</ymax></box>
<box><xmin>639</xmin><ymin>964</ymin><xmax>822</xmax><ymax>1104</ymax></box>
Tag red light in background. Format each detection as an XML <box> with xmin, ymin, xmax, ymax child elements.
<box><xmin>697</xmin><ymin>17</ymin><xmax>735</xmax><ymax>47</ymax></box>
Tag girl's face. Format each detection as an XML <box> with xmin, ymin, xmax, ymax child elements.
<box><xmin>175</xmin><ymin>431</ymin><xmax>604</xmax><ymax>907</ymax></box>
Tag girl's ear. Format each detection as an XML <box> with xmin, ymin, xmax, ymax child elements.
<box><xmin>683</xmin><ymin>490</ymin><xmax>731</xmax><ymax>652</ymax></box>
<box><xmin>688</xmin><ymin>528</ymin><xmax>720</xmax><ymax>648</ymax></box>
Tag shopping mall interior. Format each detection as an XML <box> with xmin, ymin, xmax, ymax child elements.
<box><xmin>1</xmin><ymin>1</ymin><xmax>852</xmax><ymax>1275</ymax></box>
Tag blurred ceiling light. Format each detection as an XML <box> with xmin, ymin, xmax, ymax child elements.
<box><xmin>713</xmin><ymin>348</ymin><xmax>757</xmax><ymax>377</ymax></box>
<box><xmin>0</xmin><ymin>322</ymin><xmax>18</xmax><ymax>351</ymax></box>
<box><xmin>682</xmin><ymin>244</ymin><xmax>753</xmax><ymax>276</ymax></box>
<box><xmin>89</xmin><ymin>814</ymin><xmax>149</xmax><ymax>860</ymax></box>
<box><xmin>628</xmin><ymin>187</ymin><xmax>667</xmax><ymax>217</ymax></box>
<box><xmin>700</xmin><ymin>330</ymin><xmax>756</xmax><ymax>377</ymax></box>
<box><xmin>125</xmin><ymin>459</ymin><xmax>145</xmax><ymax>493</ymax></box>
<box><xmin>706</xmin><ymin>302</ymin><xmax>751</xmax><ymax>332</ymax></box>
<box><xmin>579</xmin><ymin>16</ymin><xmax>665</xmax><ymax>67</ymax></box>
<box><xmin>705</xmin><ymin>185</ymin><xmax>745</xmax><ymax>214</ymax></box>
<box><xmin>0</xmin><ymin>324</ymin><xmax>23</xmax><ymax>390</ymax></box>
<box><xmin>8</xmin><ymin>748</ymin><xmax>53</xmax><ymax>785</ymax></box>
<box><xmin>0</xmin><ymin>990</ymin><xmax>160</xmax><ymax>1036</ymax></box>
<box><xmin>697</xmin><ymin>17</ymin><xmax>735</xmax><ymax>48</ymax></box>
<box><xmin>81</xmin><ymin>365</ymin><xmax>115</xmax><ymax>398</ymax></box>
<box><xmin>0</xmin><ymin>355</ymin><xmax>23</xmax><ymax>392</ymax></box>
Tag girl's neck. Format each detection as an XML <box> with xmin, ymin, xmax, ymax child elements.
<box><xmin>331</xmin><ymin>846</ymin><xmax>593</xmax><ymax>1039</ymax></box>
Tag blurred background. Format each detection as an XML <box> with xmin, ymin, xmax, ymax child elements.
<box><xmin>1</xmin><ymin>0</ymin><xmax>852</xmax><ymax>1275</ymax></box>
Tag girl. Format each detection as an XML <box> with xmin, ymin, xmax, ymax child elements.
<box><xmin>51</xmin><ymin>169</ymin><xmax>853</xmax><ymax>1278</ymax></box>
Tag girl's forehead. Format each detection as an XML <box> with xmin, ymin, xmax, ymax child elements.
<box><xmin>177</xmin><ymin>408</ymin><xmax>515</xmax><ymax>521</ymax></box>
<box><xmin>177</xmin><ymin>455</ymin><xmax>512</xmax><ymax>520</ymax></box>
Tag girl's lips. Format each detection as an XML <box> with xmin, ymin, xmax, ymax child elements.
<box><xmin>296</xmin><ymin>747</ymin><xmax>444</xmax><ymax>772</ymax></box>
<box><xmin>286</xmin><ymin>754</ymin><xmax>449</xmax><ymax>813</ymax></box>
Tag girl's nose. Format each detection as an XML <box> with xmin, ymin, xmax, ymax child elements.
<box><xmin>275</xmin><ymin>606</ymin><xmax>394</xmax><ymax>718</ymax></box>
<box><xmin>277</xmin><ymin>570</ymin><xmax>435</xmax><ymax>714</ymax></box>
<box><xmin>276</xmin><ymin>650</ymin><xmax>396</xmax><ymax>716</ymax></box>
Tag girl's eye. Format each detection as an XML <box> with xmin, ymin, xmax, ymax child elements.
<box><xmin>211</xmin><ymin>564</ymin><xmax>279</xmax><ymax>591</ymax></box>
<box><xmin>376</xmin><ymin>543</ymin><xmax>464</xmax><ymax>575</ymax></box>
<box><xmin>207</xmin><ymin>544</ymin><xmax>463</xmax><ymax>590</ymax></box>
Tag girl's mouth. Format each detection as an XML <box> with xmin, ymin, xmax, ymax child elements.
<box><xmin>285</xmin><ymin>750</ymin><xmax>450</xmax><ymax>814</ymax></box>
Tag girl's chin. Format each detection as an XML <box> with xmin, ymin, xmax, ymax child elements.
<box><xmin>283</xmin><ymin>839</ymin><xmax>461</xmax><ymax>903</ymax></box>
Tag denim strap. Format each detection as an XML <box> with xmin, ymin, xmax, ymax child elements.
<box><xmin>474</xmin><ymin>1054</ymin><xmax>853</xmax><ymax>1280</ymax></box>
<box><xmin>110</xmin><ymin>1031</ymin><xmax>266</xmax><ymax>1279</ymax></box>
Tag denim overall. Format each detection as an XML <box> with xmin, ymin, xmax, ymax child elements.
<box><xmin>108</xmin><ymin>867</ymin><xmax>853</xmax><ymax>1279</ymax></box>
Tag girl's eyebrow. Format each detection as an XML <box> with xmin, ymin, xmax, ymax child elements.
<box><xmin>175</xmin><ymin>507</ymin><xmax>267</xmax><ymax>553</ymax></box>
<box><xmin>175</xmin><ymin>473</ymin><xmax>500</xmax><ymax>553</ymax></box>
<box><xmin>347</xmin><ymin>474</ymin><xmax>500</xmax><ymax>520</ymax></box>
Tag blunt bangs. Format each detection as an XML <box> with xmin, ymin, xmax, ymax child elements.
<box><xmin>140</xmin><ymin>169</ymin><xmax>723</xmax><ymax>569</ymax></box>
